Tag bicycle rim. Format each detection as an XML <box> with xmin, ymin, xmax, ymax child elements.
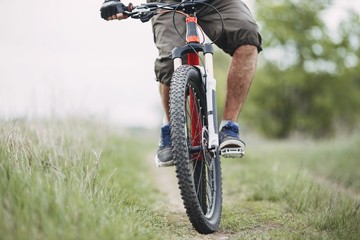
<box><xmin>170</xmin><ymin>65</ymin><xmax>222</xmax><ymax>234</ymax></box>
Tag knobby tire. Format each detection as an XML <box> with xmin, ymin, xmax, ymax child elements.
<box><xmin>169</xmin><ymin>65</ymin><xmax>222</xmax><ymax>234</ymax></box>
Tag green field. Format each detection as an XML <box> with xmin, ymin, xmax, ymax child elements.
<box><xmin>0</xmin><ymin>119</ymin><xmax>359</xmax><ymax>239</ymax></box>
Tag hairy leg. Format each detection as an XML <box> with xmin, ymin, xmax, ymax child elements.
<box><xmin>159</xmin><ymin>83</ymin><xmax>170</xmax><ymax>123</ymax></box>
<box><xmin>223</xmin><ymin>45</ymin><xmax>258</xmax><ymax>121</ymax></box>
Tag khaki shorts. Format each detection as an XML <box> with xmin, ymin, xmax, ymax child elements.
<box><xmin>149</xmin><ymin>0</ymin><xmax>262</xmax><ymax>85</ymax></box>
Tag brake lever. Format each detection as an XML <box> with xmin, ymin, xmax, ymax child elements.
<box><xmin>140</xmin><ymin>12</ymin><xmax>155</xmax><ymax>22</ymax></box>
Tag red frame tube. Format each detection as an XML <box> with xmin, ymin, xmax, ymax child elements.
<box><xmin>186</xmin><ymin>16</ymin><xmax>202</xmax><ymax>160</ymax></box>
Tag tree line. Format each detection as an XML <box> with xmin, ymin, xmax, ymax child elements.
<box><xmin>214</xmin><ymin>0</ymin><xmax>360</xmax><ymax>138</ymax></box>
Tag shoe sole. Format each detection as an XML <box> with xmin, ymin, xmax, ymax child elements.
<box><xmin>154</xmin><ymin>155</ymin><xmax>175</xmax><ymax>167</ymax></box>
<box><xmin>220</xmin><ymin>139</ymin><xmax>245</xmax><ymax>158</ymax></box>
<box><xmin>219</xmin><ymin>138</ymin><xmax>245</xmax><ymax>148</ymax></box>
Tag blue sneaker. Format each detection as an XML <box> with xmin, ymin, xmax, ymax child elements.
<box><xmin>219</xmin><ymin>121</ymin><xmax>245</xmax><ymax>158</ymax></box>
<box><xmin>155</xmin><ymin>125</ymin><xmax>175</xmax><ymax>167</ymax></box>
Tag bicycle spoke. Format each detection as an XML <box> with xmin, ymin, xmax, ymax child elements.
<box><xmin>185</xmin><ymin>85</ymin><xmax>218</xmax><ymax>215</ymax></box>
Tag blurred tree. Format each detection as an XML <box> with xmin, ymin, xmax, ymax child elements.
<box><xmin>238</xmin><ymin>0</ymin><xmax>360</xmax><ymax>138</ymax></box>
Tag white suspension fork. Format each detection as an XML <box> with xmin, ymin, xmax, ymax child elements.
<box><xmin>204</xmin><ymin>52</ymin><xmax>219</xmax><ymax>148</ymax></box>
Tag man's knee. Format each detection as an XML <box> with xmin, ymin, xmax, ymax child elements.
<box><xmin>234</xmin><ymin>45</ymin><xmax>258</xmax><ymax>57</ymax></box>
<box><xmin>232</xmin><ymin>45</ymin><xmax>258</xmax><ymax>71</ymax></box>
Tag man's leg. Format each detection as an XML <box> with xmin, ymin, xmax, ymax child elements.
<box><xmin>217</xmin><ymin>45</ymin><xmax>258</xmax><ymax>157</ymax></box>
<box><xmin>152</xmin><ymin>12</ymin><xmax>185</xmax><ymax>167</ymax></box>
<box><xmin>223</xmin><ymin>45</ymin><xmax>258</xmax><ymax>121</ymax></box>
<box><xmin>197</xmin><ymin>0</ymin><xmax>261</xmax><ymax>158</ymax></box>
<box><xmin>152</xmin><ymin>9</ymin><xmax>184</xmax><ymax>133</ymax></box>
<box><xmin>159</xmin><ymin>83</ymin><xmax>170</xmax><ymax>123</ymax></box>
<box><xmin>197</xmin><ymin>0</ymin><xmax>262</xmax><ymax>132</ymax></box>
<box><xmin>155</xmin><ymin>82</ymin><xmax>173</xmax><ymax>167</ymax></box>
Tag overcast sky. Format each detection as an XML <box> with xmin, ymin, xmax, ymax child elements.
<box><xmin>0</xmin><ymin>0</ymin><xmax>358</xmax><ymax>128</ymax></box>
<box><xmin>0</xmin><ymin>0</ymin><xmax>160</xmax><ymax>128</ymax></box>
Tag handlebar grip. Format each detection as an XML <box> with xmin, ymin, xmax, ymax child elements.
<box><xmin>100</xmin><ymin>1</ymin><xmax>135</xmax><ymax>20</ymax></box>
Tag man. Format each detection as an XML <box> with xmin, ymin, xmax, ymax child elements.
<box><xmin>100</xmin><ymin>0</ymin><xmax>262</xmax><ymax>167</ymax></box>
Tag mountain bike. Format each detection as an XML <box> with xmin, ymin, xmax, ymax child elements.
<box><xmin>117</xmin><ymin>0</ymin><xmax>241</xmax><ymax>234</ymax></box>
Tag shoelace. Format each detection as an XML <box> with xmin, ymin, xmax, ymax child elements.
<box><xmin>222</xmin><ymin>123</ymin><xmax>239</xmax><ymax>138</ymax></box>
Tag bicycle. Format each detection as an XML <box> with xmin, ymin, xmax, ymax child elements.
<box><xmin>107</xmin><ymin>0</ymin><xmax>244</xmax><ymax>234</ymax></box>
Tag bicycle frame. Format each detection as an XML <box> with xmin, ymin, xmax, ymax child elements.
<box><xmin>172</xmin><ymin>13</ymin><xmax>219</xmax><ymax>150</ymax></box>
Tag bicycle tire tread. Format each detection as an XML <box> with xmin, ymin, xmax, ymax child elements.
<box><xmin>170</xmin><ymin>65</ymin><xmax>222</xmax><ymax>234</ymax></box>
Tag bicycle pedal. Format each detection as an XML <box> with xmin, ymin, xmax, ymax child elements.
<box><xmin>220</xmin><ymin>147</ymin><xmax>244</xmax><ymax>158</ymax></box>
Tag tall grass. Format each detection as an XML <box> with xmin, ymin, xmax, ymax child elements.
<box><xmin>0</xmin><ymin>119</ymin><xmax>166</xmax><ymax>240</ymax></box>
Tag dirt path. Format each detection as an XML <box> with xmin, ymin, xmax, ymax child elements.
<box><xmin>148</xmin><ymin>155</ymin><xmax>184</xmax><ymax>213</ymax></box>
<box><xmin>146</xmin><ymin>154</ymin><xmax>234</xmax><ymax>240</ymax></box>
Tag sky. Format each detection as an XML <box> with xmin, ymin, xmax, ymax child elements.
<box><xmin>0</xmin><ymin>0</ymin><xmax>159</xmax><ymax>128</ymax></box>
<box><xmin>0</xmin><ymin>0</ymin><xmax>359</xmax><ymax>128</ymax></box>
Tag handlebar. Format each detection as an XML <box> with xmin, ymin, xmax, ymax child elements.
<box><xmin>124</xmin><ymin>0</ymin><xmax>210</xmax><ymax>22</ymax></box>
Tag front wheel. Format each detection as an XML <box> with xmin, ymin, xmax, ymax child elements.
<box><xmin>169</xmin><ymin>65</ymin><xmax>222</xmax><ymax>234</ymax></box>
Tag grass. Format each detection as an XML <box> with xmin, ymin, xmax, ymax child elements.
<box><xmin>0</xmin><ymin>119</ymin><xmax>168</xmax><ymax>240</ymax></box>
<box><xmin>0</xmin><ymin>119</ymin><xmax>359</xmax><ymax>239</ymax></box>
<box><xmin>220</xmin><ymin>136</ymin><xmax>360</xmax><ymax>239</ymax></box>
